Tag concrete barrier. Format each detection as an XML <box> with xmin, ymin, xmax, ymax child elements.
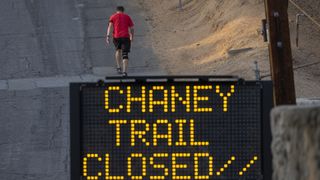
<box><xmin>271</xmin><ymin>106</ymin><xmax>320</xmax><ymax>180</ymax></box>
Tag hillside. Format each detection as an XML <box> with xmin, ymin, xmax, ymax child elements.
<box><xmin>138</xmin><ymin>0</ymin><xmax>320</xmax><ymax>98</ymax></box>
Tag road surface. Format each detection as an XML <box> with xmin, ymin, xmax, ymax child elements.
<box><xmin>0</xmin><ymin>0</ymin><xmax>165</xmax><ymax>179</ymax></box>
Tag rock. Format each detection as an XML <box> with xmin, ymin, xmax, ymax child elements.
<box><xmin>271</xmin><ymin>106</ymin><xmax>320</xmax><ymax>180</ymax></box>
<box><xmin>227</xmin><ymin>47</ymin><xmax>253</xmax><ymax>56</ymax></box>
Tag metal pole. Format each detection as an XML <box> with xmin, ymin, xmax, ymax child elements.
<box><xmin>296</xmin><ymin>13</ymin><xmax>305</xmax><ymax>47</ymax></box>
<box><xmin>261</xmin><ymin>19</ymin><xmax>268</xmax><ymax>42</ymax></box>
<box><xmin>254</xmin><ymin>61</ymin><xmax>261</xmax><ymax>80</ymax></box>
<box><xmin>179</xmin><ymin>0</ymin><xmax>183</xmax><ymax>11</ymax></box>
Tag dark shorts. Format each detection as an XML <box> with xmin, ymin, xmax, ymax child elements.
<box><xmin>113</xmin><ymin>37</ymin><xmax>131</xmax><ymax>53</ymax></box>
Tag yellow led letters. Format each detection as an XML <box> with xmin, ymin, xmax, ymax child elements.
<box><xmin>215</xmin><ymin>85</ymin><xmax>235</xmax><ymax>112</ymax></box>
<box><xmin>190</xmin><ymin>119</ymin><xmax>209</xmax><ymax>146</ymax></box>
<box><xmin>175</xmin><ymin>119</ymin><xmax>188</xmax><ymax>146</ymax></box>
<box><xmin>194</xmin><ymin>153</ymin><xmax>213</xmax><ymax>179</ymax></box>
<box><xmin>83</xmin><ymin>154</ymin><xmax>102</xmax><ymax>179</ymax></box>
<box><xmin>105</xmin><ymin>84</ymin><xmax>236</xmax><ymax>113</ymax></box>
<box><xmin>105</xmin><ymin>154</ymin><xmax>124</xmax><ymax>179</ymax></box>
<box><xmin>153</xmin><ymin>120</ymin><xmax>172</xmax><ymax>146</ymax></box>
<box><xmin>149</xmin><ymin>86</ymin><xmax>169</xmax><ymax>112</ymax></box>
<box><xmin>108</xmin><ymin>120</ymin><xmax>127</xmax><ymax>146</ymax></box>
<box><xmin>172</xmin><ymin>153</ymin><xmax>191</xmax><ymax>180</ymax></box>
<box><xmin>171</xmin><ymin>86</ymin><xmax>191</xmax><ymax>112</ymax></box>
<box><xmin>130</xmin><ymin>120</ymin><xmax>150</xmax><ymax>146</ymax></box>
<box><xmin>150</xmin><ymin>153</ymin><xmax>169</xmax><ymax>179</ymax></box>
<box><xmin>105</xmin><ymin>86</ymin><xmax>124</xmax><ymax>113</ymax></box>
<box><xmin>126</xmin><ymin>86</ymin><xmax>146</xmax><ymax>113</ymax></box>
<box><xmin>216</xmin><ymin>156</ymin><xmax>236</xmax><ymax>176</ymax></box>
<box><xmin>239</xmin><ymin>156</ymin><xmax>258</xmax><ymax>176</ymax></box>
<box><xmin>85</xmin><ymin>83</ymin><xmax>260</xmax><ymax>179</ymax></box>
<box><xmin>193</xmin><ymin>85</ymin><xmax>213</xmax><ymax>112</ymax></box>
<box><xmin>128</xmin><ymin>153</ymin><xmax>147</xmax><ymax>179</ymax></box>
<box><xmin>83</xmin><ymin>154</ymin><xmax>258</xmax><ymax>179</ymax></box>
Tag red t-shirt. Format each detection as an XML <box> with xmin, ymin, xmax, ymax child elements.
<box><xmin>109</xmin><ymin>13</ymin><xmax>134</xmax><ymax>38</ymax></box>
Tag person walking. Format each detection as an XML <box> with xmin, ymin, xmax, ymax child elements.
<box><xmin>106</xmin><ymin>6</ymin><xmax>134</xmax><ymax>77</ymax></box>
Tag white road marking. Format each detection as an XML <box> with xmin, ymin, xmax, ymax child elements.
<box><xmin>0</xmin><ymin>74</ymin><xmax>104</xmax><ymax>91</ymax></box>
<box><xmin>0</xmin><ymin>67</ymin><xmax>165</xmax><ymax>91</ymax></box>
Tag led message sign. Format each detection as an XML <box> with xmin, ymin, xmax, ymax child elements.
<box><xmin>70</xmin><ymin>78</ymin><xmax>272</xmax><ymax>180</ymax></box>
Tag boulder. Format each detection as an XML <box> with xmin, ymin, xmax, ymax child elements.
<box><xmin>271</xmin><ymin>106</ymin><xmax>320</xmax><ymax>180</ymax></box>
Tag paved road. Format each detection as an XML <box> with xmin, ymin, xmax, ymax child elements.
<box><xmin>0</xmin><ymin>0</ymin><xmax>165</xmax><ymax>179</ymax></box>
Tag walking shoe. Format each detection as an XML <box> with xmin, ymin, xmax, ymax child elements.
<box><xmin>116</xmin><ymin>68</ymin><xmax>122</xmax><ymax>74</ymax></box>
<box><xmin>122</xmin><ymin>72</ymin><xmax>128</xmax><ymax>77</ymax></box>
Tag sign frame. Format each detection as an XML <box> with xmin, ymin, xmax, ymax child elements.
<box><xmin>70</xmin><ymin>76</ymin><xmax>273</xmax><ymax>180</ymax></box>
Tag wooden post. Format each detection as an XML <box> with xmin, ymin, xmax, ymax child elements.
<box><xmin>264</xmin><ymin>0</ymin><xmax>296</xmax><ymax>105</ymax></box>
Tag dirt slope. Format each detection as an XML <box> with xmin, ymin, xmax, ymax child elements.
<box><xmin>288</xmin><ymin>0</ymin><xmax>320</xmax><ymax>97</ymax></box>
<box><xmin>138</xmin><ymin>0</ymin><xmax>320</xmax><ymax>98</ymax></box>
<box><xmin>138</xmin><ymin>0</ymin><xmax>268</xmax><ymax>76</ymax></box>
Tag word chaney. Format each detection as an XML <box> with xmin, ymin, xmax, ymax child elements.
<box><xmin>105</xmin><ymin>85</ymin><xmax>235</xmax><ymax>113</ymax></box>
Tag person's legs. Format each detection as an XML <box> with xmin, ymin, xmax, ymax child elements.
<box><xmin>113</xmin><ymin>38</ymin><xmax>122</xmax><ymax>73</ymax></box>
<box><xmin>115</xmin><ymin>49</ymin><xmax>122</xmax><ymax>69</ymax></box>
<box><xmin>122</xmin><ymin>58</ymin><xmax>128</xmax><ymax>73</ymax></box>
<box><xmin>121</xmin><ymin>38</ymin><xmax>131</xmax><ymax>76</ymax></box>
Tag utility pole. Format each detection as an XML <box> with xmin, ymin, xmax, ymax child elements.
<box><xmin>264</xmin><ymin>0</ymin><xmax>296</xmax><ymax>105</ymax></box>
<box><xmin>179</xmin><ymin>0</ymin><xmax>183</xmax><ymax>11</ymax></box>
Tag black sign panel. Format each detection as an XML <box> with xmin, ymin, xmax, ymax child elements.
<box><xmin>70</xmin><ymin>78</ymin><xmax>272</xmax><ymax>180</ymax></box>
